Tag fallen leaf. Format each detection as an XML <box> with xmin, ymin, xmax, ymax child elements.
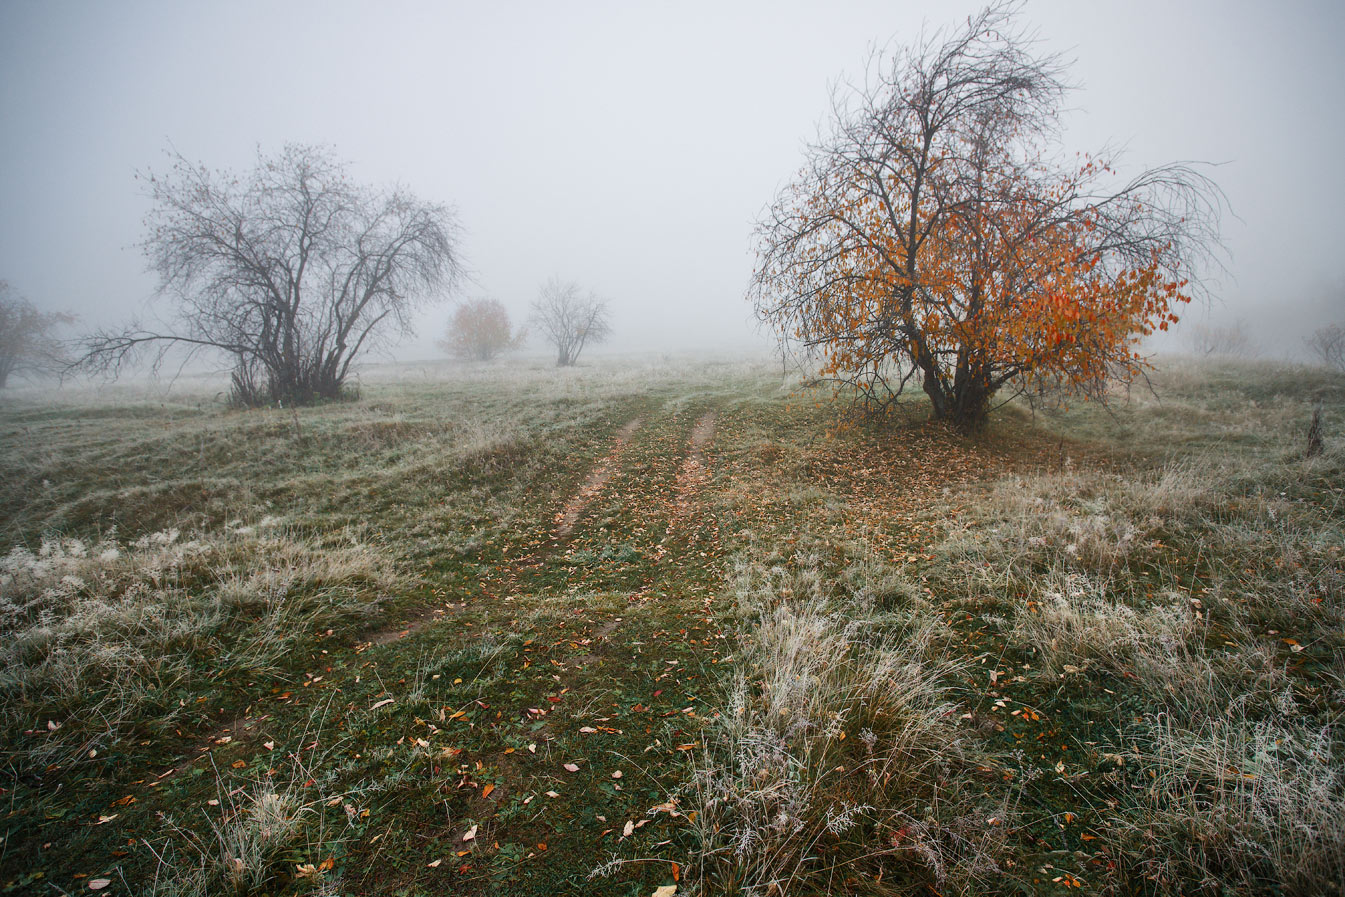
<box><xmin>426</xmin><ymin>859</ymin><xmax>442</xmax><ymax>868</ymax></box>
<box><xmin>462</xmin><ymin>825</ymin><xmax>478</xmax><ymax>842</ymax></box>
<box><xmin>563</xmin><ymin>763</ymin><xmax>580</xmax><ymax>772</ymax></box>
<box><xmin>370</xmin><ymin>698</ymin><xmax>395</xmax><ymax>711</ymax></box>
<box><xmin>611</xmin><ymin>770</ymin><xmax>623</xmax><ymax>779</ymax></box>
<box><xmin>96</xmin><ymin>814</ymin><xmax>118</xmax><ymax>825</ymax></box>
<box><xmin>481</xmin><ymin>784</ymin><xmax>495</xmax><ymax>799</ymax></box>
<box><xmin>622</xmin><ymin>820</ymin><xmax>635</xmax><ymax>838</ymax></box>
<box><xmin>87</xmin><ymin>879</ymin><xmax>111</xmax><ymax>891</ymax></box>
<box><xmin>652</xmin><ymin>885</ymin><xmax>676</xmax><ymax>897</ymax></box>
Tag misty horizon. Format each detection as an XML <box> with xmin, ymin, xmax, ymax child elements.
<box><xmin>3</xmin><ymin>0</ymin><xmax>1343</xmax><ymax>366</ymax></box>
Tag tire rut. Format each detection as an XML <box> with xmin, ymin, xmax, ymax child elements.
<box><xmin>554</xmin><ymin>416</ymin><xmax>644</xmax><ymax>537</ymax></box>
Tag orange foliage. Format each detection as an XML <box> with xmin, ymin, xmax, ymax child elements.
<box><xmin>751</xmin><ymin>5</ymin><xmax>1220</xmax><ymax>430</ymax></box>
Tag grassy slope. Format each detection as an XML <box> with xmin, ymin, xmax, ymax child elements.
<box><xmin>1</xmin><ymin>356</ymin><xmax>1341</xmax><ymax>896</ymax></box>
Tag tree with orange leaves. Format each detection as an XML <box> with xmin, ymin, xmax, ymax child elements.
<box><xmin>751</xmin><ymin>3</ymin><xmax>1223</xmax><ymax>430</ymax></box>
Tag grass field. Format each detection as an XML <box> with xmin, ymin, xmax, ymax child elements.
<box><xmin>1</xmin><ymin>354</ymin><xmax>1341</xmax><ymax>896</ymax></box>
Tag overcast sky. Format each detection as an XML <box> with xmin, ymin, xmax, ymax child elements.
<box><xmin>2</xmin><ymin>0</ymin><xmax>1342</xmax><ymax>362</ymax></box>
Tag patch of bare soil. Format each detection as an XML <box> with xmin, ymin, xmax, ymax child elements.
<box><xmin>361</xmin><ymin>602</ymin><xmax>464</xmax><ymax>648</ymax></box>
<box><xmin>553</xmin><ymin>416</ymin><xmax>644</xmax><ymax>537</ymax></box>
<box><xmin>672</xmin><ymin>411</ymin><xmax>716</xmax><ymax>506</ymax></box>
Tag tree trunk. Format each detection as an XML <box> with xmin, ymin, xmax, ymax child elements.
<box><xmin>926</xmin><ymin>366</ymin><xmax>993</xmax><ymax>432</ymax></box>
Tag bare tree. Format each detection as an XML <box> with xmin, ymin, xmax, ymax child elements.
<box><xmin>438</xmin><ymin>297</ymin><xmax>525</xmax><ymax>362</ymax></box>
<box><xmin>76</xmin><ymin>145</ymin><xmax>463</xmax><ymax>405</ymax></box>
<box><xmin>750</xmin><ymin>2</ymin><xmax>1223</xmax><ymax>430</ymax></box>
<box><xmin>0</xmin><ymin>281</ymin><xmax>74</xmax><ymax>388</ymax></box>
<box><xmin>1187</xmin><ymin>319</ymin><xmax>1255</xmax><ymax>357</ymax></box>
<box><xmin>1306</xmin><ymin>324</ymin><xmax>1345</xmax><ymax>372</ymax></box>
<box><xmin>530</xmin><ymin>278</ymin><xmax>611</xmax><ymax>367</ymax></box>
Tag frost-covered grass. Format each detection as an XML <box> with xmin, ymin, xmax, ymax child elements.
<box><xmin>3</xmin><ymin>353</ymin><xmax>1341</xmax><ymax>896</ymax></box>
<box><xmin>689</xmin><ymin>556</ymin><xmax>1012</xmax><ymax>896</ymax></box>
<box><xmin>922</xmin><ymin>359</ymin><xmax>1345</xmax><ymax>895</ymax></box>
<box><xmin>0</xmin><ymin>523</ymin><xmax>394</xmax><ymax>774</ymax></box>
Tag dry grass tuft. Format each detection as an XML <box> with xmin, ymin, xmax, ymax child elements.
<box><xmin>1134</xmin><ymin>713</ymin><xmax>1345</xmax><ymax>895</ymax></box>
<box><xmin>688</xmin><ymin>557</ymin><xmax>1010</xmax><ymax>895</ymax></box>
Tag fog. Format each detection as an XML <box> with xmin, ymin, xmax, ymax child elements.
<box><xmin>2</xmin><ymin>0</ymin><xmax>1342</xmax><ymax>364</ymax></box>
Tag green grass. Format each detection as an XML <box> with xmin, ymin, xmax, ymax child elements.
<box><xmin>1</xmin><ymin>354</ymin><xmax>1342</xmax><ymax>896</ymax></box>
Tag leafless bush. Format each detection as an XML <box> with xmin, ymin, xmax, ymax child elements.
<box><xmin>530</xmin><ymin>277</ymin><xmax>611</xmax><ymax>367</ymax></box>
<box><xmin>1187</xmin><ymin>319</ymin><xmax>1256</xmax><ymax>357</ymax></box>
<box><xmin>1306</xmin><ymin>323</ymin><xmax>1345</xmax><ymax>372</ymax></box>
<box><xmin>0</xmin><ymin>280</ymin><xmax>74</xmax><ymax>388</ymax></box>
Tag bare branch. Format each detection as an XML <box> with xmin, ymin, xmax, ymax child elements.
<box><xmin>71</xmin><ymin>144</ymin><xmax>463</xmax><ymax>405</ymax></box>
<box><xmin>750</xmin><ymin>2</ymin><xmax>1224</xmax><ymax>430</ymax></box>
<box><xmin>529</xmin><ymin>278</ymin><xmax>612</xmax><ymax>367</ymax></box>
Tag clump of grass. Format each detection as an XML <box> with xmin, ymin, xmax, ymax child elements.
<box><xmin>145</xmin><ymin>718</ymin><xmax>361</xmax><ymax>897</ymax></box>
<box><xmin>0</xmin><ymin>523</ymin><xmax>396</xmax><ymax>772</ymax></box>
<box><xmin>1008</xmin><ymin>570</ymin><xmax>1201</xmax><ymax>676</ymax></box>
<box><xmin>688</xmin><ymin>557</ymin><xmax>1009</xmax><ymax>895</ymax></box>
<box><xmin>932</xmin><ymin>399</ymin><xmax>1345</xmax><ymax>894</ymax></box>
<box><xmin>1132</xmin><ymin>712</ymin><xmax>1345</xmax><ymax>896</ymax></box>
<box><xmin>149</xmin><ymin>783</ymin><xmax>307</xmax><ymax>896</ymax></box>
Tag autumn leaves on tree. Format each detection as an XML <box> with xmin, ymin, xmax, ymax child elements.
<box><xmin>751</xmin><ymin>4</ymin><xmax>1223</xmax><ymax>430</ymax></box>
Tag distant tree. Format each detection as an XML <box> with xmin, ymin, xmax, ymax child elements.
<box><xmin>1306</xmin><ymin>324</ymin><xmax>1345</xmax><ymax>372</ymax></box>
<box><xmin>76</xmin><ymin>144</ymin><xmax>463</xmax><ymax>405</ymax></box>
<box><xmin>750</xmin><ymin>3</ymin><xmax>1223</xmax><ymax>431</ymax></box>
<box><xmin>438</xmin><ymin>297</ymin><xmax>525</xmax><ymax>361</ymax></box>
<box><xmin>1187</xmin><ymin>319</ymin><xmax>1255</xmax><ymax>357</ymax></box>
<box><xmin>530</xmin><ymin>278</ymin><xmax>611</xmax><ymax>367</ymax></box>
<box><xmin>0</xmin><ymin>281</ymin><xmax>74</xmax><ymax>388</ymax></box>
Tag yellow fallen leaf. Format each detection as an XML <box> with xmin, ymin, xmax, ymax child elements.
<box><xmin>652</xmin><ymin>886</ymin><xmax>677</xmax><ymax>897</ymax></box>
